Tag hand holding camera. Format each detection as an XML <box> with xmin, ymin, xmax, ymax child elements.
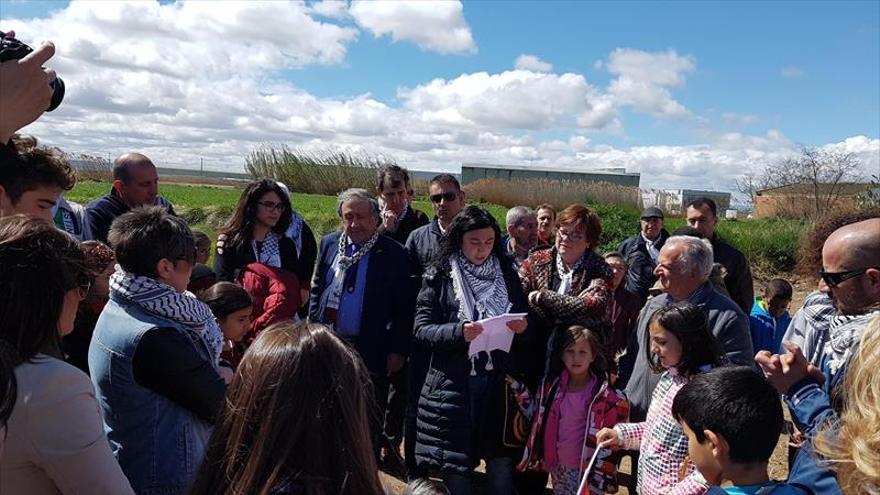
<box><xmin>0</xmin><ymin>30</ymin><xmax>64</xmax><ymax>144</ymax></box>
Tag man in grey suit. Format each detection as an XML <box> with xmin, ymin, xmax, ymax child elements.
<box><xmin>617</xmin><ymin>235</ymin><xmax>754</xmax><ymax>421</ymax></box>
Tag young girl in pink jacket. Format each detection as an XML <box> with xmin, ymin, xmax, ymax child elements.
<box><xmin>513</xmin><ymin>325</ymin><xmax>629</xmax><ymax>494</ymax></box>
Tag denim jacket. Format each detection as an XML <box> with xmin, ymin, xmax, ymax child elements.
<box><xmin>783</xmin><ymin>343</ymin><xmax>854</xmax><ymax>495</ymax></box>
<box><xmin>89</xmin><ymin>295</ymin><xmax>213</xmax><ymax>495</ymax></box>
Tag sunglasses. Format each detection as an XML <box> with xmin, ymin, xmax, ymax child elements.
<box><xmin>430</xmin><ymin>192</ymin><xmax>458</xmax><ymax>204</ymax></box>
<box><xmin>819</xmin><ymin>267</ymin><xmax>877</xmax><ymax>288</ymax></box>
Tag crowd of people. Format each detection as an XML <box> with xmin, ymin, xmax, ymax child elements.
<box><xmin>2</xmin><ymin>31</ymin><xmax>880</xmax><ymax>495</ymax></box>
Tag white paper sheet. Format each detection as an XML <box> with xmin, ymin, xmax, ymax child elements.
<box><xmin>467</xmin><ymin>313</ymin><xmax>527</xmax><ymax>359</ymax></box>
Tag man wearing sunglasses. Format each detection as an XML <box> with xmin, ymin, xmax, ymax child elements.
<box><xmin>400</xmin><ymin>173</ymin><xmax>465</xmax><ymax>479</ymax></box>
<box><xmin>757</xmin><ymin>217</ymin><xmax>879</xmax><ymax>492</ymax></box>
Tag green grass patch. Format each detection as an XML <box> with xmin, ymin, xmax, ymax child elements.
<box><xmin>68</xmin><ymin>181</ymin><xmax>808</xmax><ymax>274</ymax></box>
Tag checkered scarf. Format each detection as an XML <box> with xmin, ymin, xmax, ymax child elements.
<box><xmin>110</xmin><ymin>267</ymin><xmax>223</xmax><ymax>366</ymax></box>
<box><xmin>251</xmin><ymin>231</ymin><xmax>281</xmax><ymax>267</ymax></box>
<box><xmin>825</xmin><ymin>309</ymin><xmax>879</xmax><ymax>375</ymax></box>
<box><xmin>450</xmin><ymin>253</ymin><xmax>510</xmax><ymax>322</ymax></box>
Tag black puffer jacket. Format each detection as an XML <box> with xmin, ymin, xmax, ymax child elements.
<box><xmin>618</xmin><ymin>229</ymin><xmax>669</xmax><ymax>301</ymax></box>
<box><xmin>413</xmin><ymin>258</ymin><xmax>530</xmax><ymax>475</ymax></box>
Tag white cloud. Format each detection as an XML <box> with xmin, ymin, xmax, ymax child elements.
<box><xmin>606</xmin><ymin>48</ymin><xmax>695</xmax><ymax>117</ymax></box>
<box><xmin>7</xmin><ymin>3</ymin><xmax>876</xmax><ymax>196</ymax></box>
<box><xmin>820</xmin><ymin>136</ymin><xmax>880</xmax><ymax>177</ymax></box>
<box><xmin>514</xmin><ymin>54</ymin><xmax>553</xmax><ymax>72</ymax></box>
<box><xmin>398</xmin><ymin>70</ymin><xmax>619</xmax><ymax>131</ymax></box>
<box><xmin>308</xmin><ymin>0</ymin><xmax>350</xmax><ymax>19</ymax></box>
<box><xmin>349</xmin><ymin>0</ymin><xmax>476</xmax><ymax>54</ymax></box>
<box><xmin>781</xmin><ymin>66</ymin><xmax>805</xmax><ymax>78</ymax></box>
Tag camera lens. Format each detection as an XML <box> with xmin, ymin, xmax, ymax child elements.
<box><xmin>47</xmin><ymin>76</ymin><xmax>65</xmax><ymax>112</ymax></box>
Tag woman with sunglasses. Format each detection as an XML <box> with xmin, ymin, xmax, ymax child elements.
<box><xmin>0</xmin><ymin>216</ymin><xmax>133</xmax><ymax>494</ymax></box>
<box><xmin>215</xmin><ymin>179</ymin><xmax>305</xmax><ymax>349</ymax></box>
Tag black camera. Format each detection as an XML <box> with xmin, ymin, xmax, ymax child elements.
<box><xmin>0</xmin><ymin>33</ymin><xmax>65</xmax><ymax>111</ymax></box>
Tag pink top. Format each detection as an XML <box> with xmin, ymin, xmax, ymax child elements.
<box><xmin>556</xmin><ymin>375</ymin><xmax>597</xmax><ymax>468</ymax></box>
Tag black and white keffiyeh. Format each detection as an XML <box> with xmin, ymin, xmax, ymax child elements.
<box><xmin>110</xmin><ymin>267</ymin><xmax>224</xmax><ymax>366</ymax></box>
<box><xmin>555</xmin><ymin>251</ymin><xmax>588</xmax><ymax>295</ymax></box>
<box><xmin>251</xmin><ymin>231</ymin><xmax>281</xmax><ymax>267</ymax></box>
<box><xmin>450</xmin><ymin>253</ymin><xmax>511</xmax><ymax>323</ymax></box>
<box><xmin>824</xmin><ymin>310</ymin><xmax>879</xmax><ymax>375</ymax></box>
<box><xmin>450</xmin><ymin>253</ymin><xmax>511</xmax><ymax>374</ymax></box>
<box><xmin>318</xmin><ymin>231</ymin><xmax>381</xmax><ymax>316</ymax></box>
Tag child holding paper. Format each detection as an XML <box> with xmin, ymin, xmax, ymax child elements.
<box><xmin>596</xmin><ymin>302</ymin><xmax>724</xmax><ymax>495</ymax></box>
<box><xmin>513</xmin><ymin>325</ymin><xmax>629</xmax><ymax>494</ymax></box>
<box><xmin>413</xmin><ymin>205</ymin><xmax>530</xmax><ymax>495</ymax></box>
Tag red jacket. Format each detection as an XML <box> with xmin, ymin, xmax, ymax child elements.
<box><xmin>238</xmin><ymin>262</ymin><xmax>301</xmax><ymax>337</ymax></box>
<box><xmin>515</xmin><ymin>370</ymin><xmax>629</xmax><ymax>494</ymax></box>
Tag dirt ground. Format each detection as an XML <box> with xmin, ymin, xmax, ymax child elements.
<box><xmin>381</xmin><ymin>276</ymin><xmax>816</xmax><ymax>494</ymax></box>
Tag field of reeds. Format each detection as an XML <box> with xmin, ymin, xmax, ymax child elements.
<box><xmin>464</xmin><ymin>178</ymin><xmax>641</xmax><ymax>210</ymax></box>
<box><xmin>67</xmin><ymin>180</ymin><xmax>810</xmax><ymax>274</ymax></box>
<box><xmin>245</xmin><ymin>145</ymin><xmax>427</xmax><ymax>196</ymax></box>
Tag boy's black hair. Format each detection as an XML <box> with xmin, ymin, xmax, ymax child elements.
<box><xmin>672</xmin><ymin>366</ymin><xmax>783</xmax><ymax>464</ymax></box>
<box><xmin>108</xmin><ymin>206</ymin><xmax>195</xmax><ymax>278</ymax></box>
<box><xmin>686</xmin><ymin>197</ymin><xmax>718</xmax><ymax>218</ymax></box>
<box><xmin>764</xmin><ymin>278</ymin><xmax>793</xmax><ymax>300</ymax></box>
<box><xmin>0</xmin><ymin>135</ymin><xmax>75</xmax><ymax>203</ymax></box>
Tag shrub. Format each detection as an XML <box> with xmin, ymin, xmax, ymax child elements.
<box><xmin>246</xmin><ymin>145</ymin><xmax>376</xmax><ymax>195</ymax></box>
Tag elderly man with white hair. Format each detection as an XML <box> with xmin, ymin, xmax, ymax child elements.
<box><xmin>502</xmin><ymin>205</ymin><xmax>539</xmax><ymax>270</ymax></box>
<box><xmin>308</xmin><ymin>188</ymin><xmax>413</xmax><ymax>457</ymax></box>
<box><xmin>617</xmin><ymin>235</ymin><xmax>754</xmax><ymax>422</ymax></box>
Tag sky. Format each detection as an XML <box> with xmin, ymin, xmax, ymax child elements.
<box><xmin>2</xmin><ymin>0</ymin><xmax>879</xmax><ymax>197</ymax></box>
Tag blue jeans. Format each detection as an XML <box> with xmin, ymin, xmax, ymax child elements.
<box><xmin>443</xmin><ymin>457</ymin><xmax>515</xmax><ymax>495</ymax></box>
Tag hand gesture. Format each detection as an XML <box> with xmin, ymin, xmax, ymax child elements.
<box><xmin>755</xmin><ymin>341</ymin><xmax>824</xmax><ymax>394</ymax></box>
<box><xmin>506</xmin><ymin>317</ymin><xmax>527</xmax><ymax>334</ymax></box>
<box><xmin>596</xmin><ymin>427</ymin><xmax>620</xmax><ymax>449</ymax></box>
<box><xmin>382</xmin><ymin>210</ymin><xmax>399</xmax><ymax>232</ymax></box>
<box><xmin>463</xmin><ymin>322</ymin><xmax>483</xmax><ymax>342</ymax></box>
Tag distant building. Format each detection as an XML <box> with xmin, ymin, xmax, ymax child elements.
<box><xmin>640</xmin><ymin>189</ymin><xmax>732</xmax><ymax>216</ymax></box>
<box><xmin>461</xmin><ymin>162</ymin><xmax>640</xmax><ymax>187</ymax></box>
<box><xmin>753</xmin><ymin>182</ymin><xmax>876</xmax><ymax>218</ymax></box>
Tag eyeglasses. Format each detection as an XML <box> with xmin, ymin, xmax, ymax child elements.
<box><xmin>256</xmin><ymin>201</ymin><xmax>286</xmax><ymax>212</ymax></box>
<box><xmin>430</xmin><ymin>192</ymin><xmax>458</xmax><ymax>204</ymax></box>
<box><xmin>76</xmin><ymin>277</ymin><xmax>92</xmax><ymax>300</ymax></box>
<box><xmin>820</xmin><ymin>267</ymin><xmax>877</xmax><ymax>288</ymax></box>
<box><xmin>557</xmin><ymin>228</ymin><xmax>586</xmax><ymax>242</ymax></box>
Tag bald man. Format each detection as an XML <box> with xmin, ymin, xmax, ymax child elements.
<box><xmin>756</xmin><ymin>218</ymin><xmax>879</xmax><ymax>492</ymax></box>
<box><xmin>86</xmin><ymin>153</ymin><xmax>176</xmax><ymax>243</ymax></box>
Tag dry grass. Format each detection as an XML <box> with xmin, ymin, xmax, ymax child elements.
<box><xmin>69</xmin><ymin>153</ymin><xmax>112</xmax><ymax>182</ymax></box>
<box><xmin>463</xmin><ymin>178</ymin><xmax>641</xmax><ymax>210</ymax></box>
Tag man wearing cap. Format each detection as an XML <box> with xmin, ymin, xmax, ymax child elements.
<box><xmin>618</xmin><ymin>206</ymin><xmax>670</xmax><ymax>301</ymax></box>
